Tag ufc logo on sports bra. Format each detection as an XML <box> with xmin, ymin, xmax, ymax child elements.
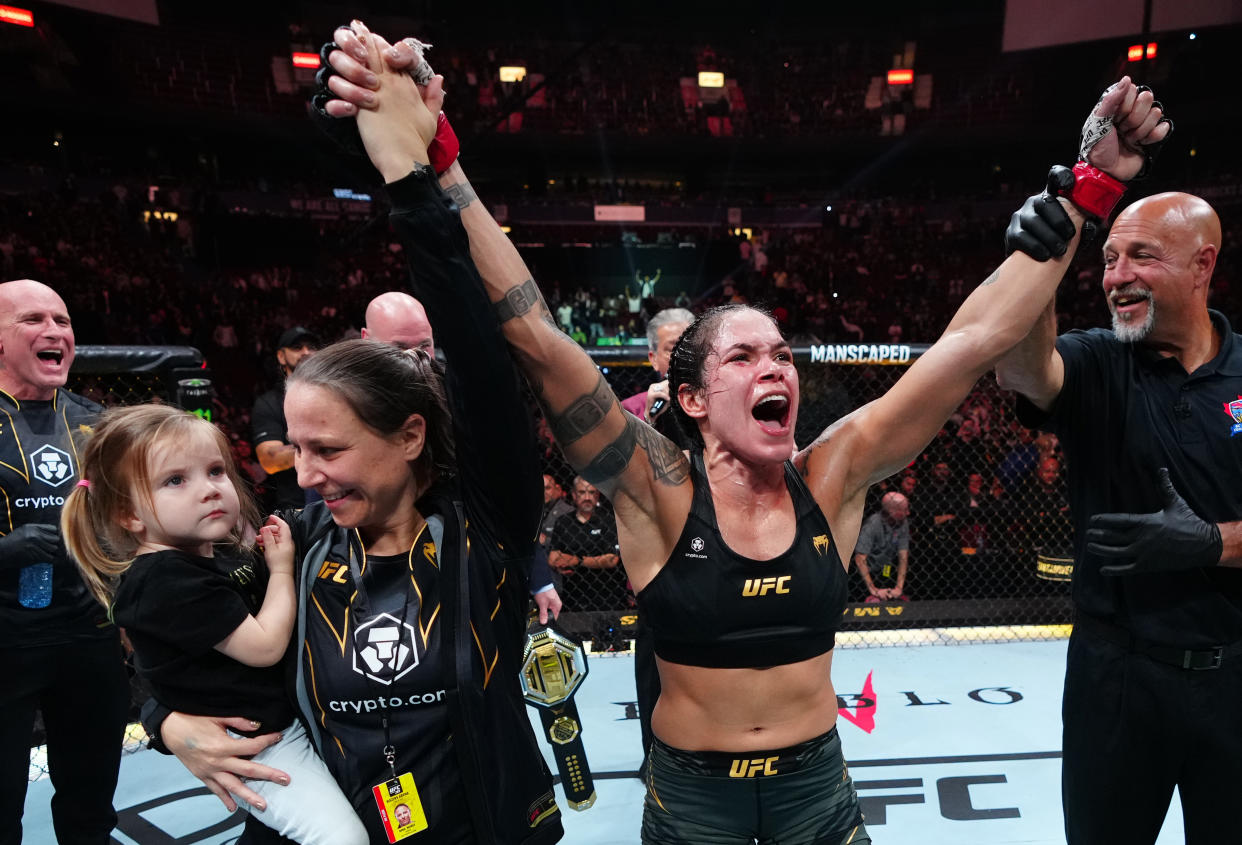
<box><xmin>729</xmin><ymin>756</ymin><xmax>779</xmax><ymax>778</ymax></box>
<box><xmin>741</xmin><ymin>576</ymin><xmax>791</xmax><ymax>597</ymax></box>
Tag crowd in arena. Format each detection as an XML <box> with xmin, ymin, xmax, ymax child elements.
<box><xmin>3</xmin><ymin>166</ymin><xmax>1240</xmax><ymax>621</ymax></box>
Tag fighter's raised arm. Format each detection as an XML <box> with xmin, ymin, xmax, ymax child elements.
<box><xmin>996</xmin><ymin>76</ymin><xmax>1173</xmax><ymax>410</ymax></box>
<box><xmin>797</xmin><ymin>77</ymin><xmax>1170</xmax><ymax>513</ymax></box>
<box><xmin>319</xmin><ymin>23</ymin><xmax>688</xmax><ymax>588</ymax></box>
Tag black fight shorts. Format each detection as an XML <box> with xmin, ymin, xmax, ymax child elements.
<box><xmin>642</xmin><ymin>726</ymin><xmax>870</xmax><ymax>845</ymax></box>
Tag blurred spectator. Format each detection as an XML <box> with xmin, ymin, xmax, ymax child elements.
<box><xmin>852</xmin><ymin>492</ymin><xmax>911</xmax><ymax>602</ymax></box>
<box><xmin>251</xmin><ymin>326</ymin><xmax>318</xmax><ymax>511</ymax></box>
<box><xmin>1021</xmin><ymin>457</ymin><xmax>1073</xmax><ymax>558</ymax></box>
<box><xmin>539</xmin><ymin>473</ymin><xmax>573</xmax><ymax>549</ymax></box>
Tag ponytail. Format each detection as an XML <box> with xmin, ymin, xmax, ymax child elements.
<box><xmin>61</xmin><ymin>483</ymin><xmax>128</xmax><ymax>608</ymax></box>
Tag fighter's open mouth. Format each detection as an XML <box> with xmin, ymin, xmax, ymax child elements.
<box><xmin>753</xmin><ymin>394</ymin><xmax>790</xmax><ymax>424</ymax></box>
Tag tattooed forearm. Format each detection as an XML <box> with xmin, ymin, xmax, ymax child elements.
<box><xmin>579</xmin><ymin>416</ymin><xmax>638</xmax><ymax>487</ymax></box>
<box><xmin>631</xmin><ymin>414</ymin><xmax>689</xmax><ymax>486</ymax></box>
<box><xmin>493</xmin><ymin>278</ymin><xmax>572</xmax><ymax>341</ymax></box>
<box><xmin>980</xmin><ymin>268</ymin><xmax>1001</xmax><ymax>286</ymax></box>
<box><xmin>443</xmin><ymin>181</ymin><xmax>477</xmax><ymax>210</ymax></box>
<box><xmin>495</xmin><ymin>278</ymin><xmax>544</xmax><ymax>323</ymax></box>
<box><xmin>548</xmin><ymin>374</ymin><xmax>615</xmax><ymax>446</ymax></box>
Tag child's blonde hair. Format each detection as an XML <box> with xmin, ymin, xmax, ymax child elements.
<box><xmin>61</xmin><ymin>404</ymin><xmax>260</xmax><ymax>607</ymax></box>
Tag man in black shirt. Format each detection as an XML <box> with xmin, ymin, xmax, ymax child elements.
<box><xmin>999</xmin><ymin>190</ymin><xmax>1242</xmax><ymax>843</ymax></box>
<box><xmin>0</xmin><ymin>279</ymin><xmax>128</xmax><ymax>845</ymax></box>
<box><xmin>251</xmin><ymin>327</ymin><xmax>318</xmax><ymax>511</ymax></box>
<box><xmin>547</xmin><ymin>477</ymin><xmax>625</xmax><ymax>612</ymax></box>
<box><xmin>1020</xmin><ymin>456</ymin><xmax>1072</xmax><ymax>560</ymax></box>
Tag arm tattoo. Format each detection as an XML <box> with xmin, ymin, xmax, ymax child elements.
<box><xmin>980</xmin><ymin>268</ymin><xmax>1001</xmax><ymax>286</ymax></box>
<box><xmin>548</xmin><ymin>374</ymin><xmax>615</xmax><ymax>446</ymax></box>
<box><xmin>493</xmin><ymin>277</ymin><xmax>568</xmax><ymax>338</ymax></box>
<box><xmin>495</xmin><ymin>278</ymin><xmax>543</xmax><ymax>323</ymax></box>
<box><xmin>443</xmin><ymin>181</ymin><xmax>477</xmax><ymax>210</ymax></box>
<box><xmin>579</xmin><ymin>415</ymin><xmax>638</xmax><ymax>486</ymax></box>
<box><xmin>631</xmin><ymin>413</ymin><xmax>689</xmax><ymax>485</ymax></box>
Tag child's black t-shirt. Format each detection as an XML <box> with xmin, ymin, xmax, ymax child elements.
<box><xmin>113</xmin><ymin>548</ymin><xmax>293</xmax><ymax>731</ymax></box>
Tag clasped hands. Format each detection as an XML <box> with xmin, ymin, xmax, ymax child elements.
<box><xmin>317</xmin><ymin>21</ymin><xmax>441</xmax><ymax>183</ymax></box>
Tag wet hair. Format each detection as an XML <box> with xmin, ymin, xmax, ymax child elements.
<box><xmin>287</xmin><ymin>339</ymin><xmax>456</xmax><ymax>486</ymax></box>
<box><xmin>61</xmin><ymin>404</ymin><xmax>259</xmax><ymax>608</ymax></box>
<box><xmin>666</xmin><ymin>304</ymin><xmax>779</xmax><ymax>446</ymax></box>
<box><xmin>645</xmin><ymin>308</ymin><xmax>695</xmax><ymax>351</ymax></box>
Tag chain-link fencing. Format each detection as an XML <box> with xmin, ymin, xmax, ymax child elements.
<box><xmin>548</xmin><ymin>345</ymin><xmax>1074</xmax><ymax>651</ymax></box>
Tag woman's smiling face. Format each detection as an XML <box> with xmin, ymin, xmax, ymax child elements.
<box><xmin>285</xmin><ymin>382</ymin><xmax>424</xmax><ymax>534</ymax></box>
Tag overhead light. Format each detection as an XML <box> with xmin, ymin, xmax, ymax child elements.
<box><xmin>0</xmin><ymin>5</ymin><xmax>33</xmax><ymax>27</ymax></box>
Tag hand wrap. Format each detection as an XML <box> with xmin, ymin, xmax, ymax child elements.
<box><xmin>1080</xmin><ymin>82</ymin><xmax>1173</xmax><ymax>180</ymax></box>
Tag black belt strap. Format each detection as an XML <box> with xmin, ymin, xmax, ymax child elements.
<box><xmin>1073</xmin><ymin>612</ymin><xmax>1242</xmax><ymax>671</ymax></box>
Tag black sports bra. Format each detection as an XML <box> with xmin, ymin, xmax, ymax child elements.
<box><xmin>636</xmin><ymin>450</ymin><xmax>849</xmax><ymax>668</ymax></box>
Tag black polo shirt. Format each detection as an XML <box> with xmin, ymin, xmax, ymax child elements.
<box><xmin>251</xmin><ymin>383</ymin><xmax>303</xmax><ymax>511</ymax></box>
<box><xmin>1018</xmin><ymin>310</ymin><xmax>1242</xmax><ymax>646</ymax></box>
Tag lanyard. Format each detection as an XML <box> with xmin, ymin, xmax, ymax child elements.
<box><xmin>344</xmin><ymin>527</ymin><xmax>427</xmax><ymax>778</ymax></box>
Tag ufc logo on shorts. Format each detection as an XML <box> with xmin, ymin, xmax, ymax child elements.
<box><xmin>728</xmin><ymin>756</ymin><xmax>779</xmax><ymax>778</ymax></box>
<box><xmin>741</xmin><ymin>576</ymin><xmax>791</xmax><ymax>597</ymax></box>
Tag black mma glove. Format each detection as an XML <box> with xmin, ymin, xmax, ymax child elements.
<box><xmin>1005</xmin><ymin>165</ymin><xmax>1077</xmax><ymax>261</ymax></box>
<box><xmin>1086</xmin><ymin>468</ymin><xmax>1222</xmax><ymax>575</ymax></box>
<box><xmin>0</xmin><ymin>523</ymin><xmax>60</xmax><ymax>570</ymax></box>
<box><xmin>308</xmin><ymin>38</ymin><xmax>366</xmax><ymax>156</ymax></box>
<box><xmin>309</xmin><ymin>32</ymin><xmax>440</xmax><ymax>160</ymax></box>
<box><xmin>1080</xmin><ymin>83</ymin><xmax>1173</xmax><ymax>181</ymax></box>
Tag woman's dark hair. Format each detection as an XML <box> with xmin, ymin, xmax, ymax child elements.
<box><xmin>666</xmin><ymin>304</ymin><xmax>779</xmax><ymax>446</ymax></box>
<box><xmin>288</xmin><ymin>339</ymin><xmax>456</xmax><ymax>484</ymax></box>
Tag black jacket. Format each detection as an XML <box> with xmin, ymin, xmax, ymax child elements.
<box><xmin>285</xmin><ymin>168</ymin><xmax>559</xmax><ymax>844</ymax></box>
<box><xmin>0</xmin><ymin>388</ymin><xmax>113</xmax><ymax>646</ymax></box>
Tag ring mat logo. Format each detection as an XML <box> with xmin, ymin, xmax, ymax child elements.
<box><xmin>352</xmin><ymin>612</ymin><xmax>419</xmax><ymax>685</ymax></box>
<box><xmin>31</xmin><ymin>445</ymin><xmax>73</xmax><ymax>487</ymax></box>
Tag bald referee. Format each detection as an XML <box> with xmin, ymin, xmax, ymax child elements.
<box><xmin>998</xmin><ymin>82</ymin><xmax>1242</xmax><ymax>843</ymax></box>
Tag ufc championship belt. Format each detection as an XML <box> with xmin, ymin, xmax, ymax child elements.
<box><xmin>520</xmin><ymin>618</ymin><xmax>596</xmax><ymax>810</ymax></box>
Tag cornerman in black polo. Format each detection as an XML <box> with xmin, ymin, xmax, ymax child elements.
<box><xmin>1000</xmin><ymin>185</ymin><xmax>1242</xmax><ymax>844</ymax></box>
<box><xmin>252</xmin><ymin>327</ymin><xmax>319</xmax><ymax>511</ymax></box>
<box><xmin>0</xmin><ymin>279</ymin><xmax>129</xmax><ymax>844</ymax></box>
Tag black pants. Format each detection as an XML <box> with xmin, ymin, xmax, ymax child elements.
<box><xmin>1062</xmin><ymin>627</ymin><xmax>1242</xmax><ymax>844</ymax></box>
<box><xmin>0</xmin><ymin>635</ymin><xmax>129</xmax><ymax>845</ymax></box>
<box><xmin>634</xmin><ymin>619</ymin><xmax>661</xmax><ymax>764</ymax></box>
